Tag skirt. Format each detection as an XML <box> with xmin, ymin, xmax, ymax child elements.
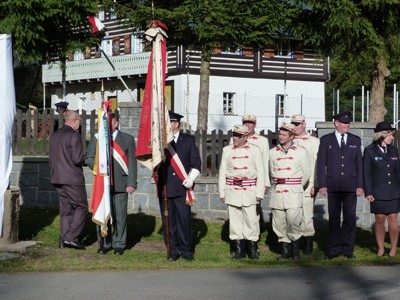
<box><xmin>370</xmin><ymin>198</ymin><xmax>400</xmax><ymax>215</ymax></box>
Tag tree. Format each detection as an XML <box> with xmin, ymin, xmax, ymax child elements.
<box><xmin>291</xmin><ymin>0</ymin><xmax>400</xmax><ymax>123</ymax></box>
<box><xmin>109</xmin><ymin>0</ymin><xmax>292</xmax><ymax>161</ymax></box>
<box><xmin>0</xmin><ymin>0</ymin><xmax>99</xmax><ymax>63</ymax></box>
<box><xmin>0</xmin><ymin>0</ymin><xmax>100</xmax><ymax>103</ymax></box>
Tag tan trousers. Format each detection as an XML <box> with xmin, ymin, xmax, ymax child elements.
<box><xmin>302</xmin><ymin>195</ymin><xmax>315</xmax><ymax>237</ymax></box>
<box><xmin>272</xmin><ymin>207</ymin><xmax>303</xmax><ymax>243</ymax></box>
<box><xmin>228</xmin><ymin>204</ymin><xmax>259</xmax><ymax>241</ymax></box>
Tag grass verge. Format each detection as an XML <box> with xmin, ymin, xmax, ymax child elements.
<box><xmin>1</xmin><ymin>207</ymin><xmax>399</xmax><ymax>272</ymax></box>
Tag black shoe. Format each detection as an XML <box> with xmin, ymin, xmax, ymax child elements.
<box><xmin>182</xmin><ymin>255</ymin><xmax>194</xmax><ymax>261</ymax></box>
<box><xmin>277</xmin><ymin>242</ymin><xmax>292</xmax><ymax>260</ymax></box>
<box><xmin>246</xmin><ymin>241</ymin><xmax>260</xmax><ymax>260</ymax></box>
<box><xmin>114</xmin><ymin>248</ymin><xmax>124</xmax><ymax>256</ymax></box>
<box><xmin>58</xmin><ymin>241</ymin><xmax>65</xmax><ymax>248</ymax></box>
<box><xmin>167</xmin><ymin>255</ymin><xmax>180</xmax><ymax>261</ymax></box>
<box><xmin>231</xmin><ymin>240</ymin><xmax>246</xmax><ymax>259</ymax></box>
<box><xmin>344</xmin><ymin>254</ymin><xmax>356</xmax><ymax>259</ymax></box>
<box><xmin>324</xmin><ymin>254</ymin><xmax>339</xmax><ymax>260</ymax></box>
<box><xmin>64</xmin><ymin>240</ymin><xmax>85</xmax><ymax>250</ymax></box>
<box><xmin>97</xmin><ymin>246</ymin><xmax>112</xmax><ymax>255</ymax></box>
<box><xmin>303</xmin><ymin>237</ymin><xmax>313</xmax><ymax>256</ymax></box>
<box><xmin>292</xmin><ymin>239</ymin><xmax>300</xmax><ymax>260</ymax></box>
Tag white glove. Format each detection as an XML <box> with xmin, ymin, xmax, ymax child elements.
<box><xmin>183</xmin><ymin>178</ymin><xmax>194</xmax><ymax>188</ymax></box>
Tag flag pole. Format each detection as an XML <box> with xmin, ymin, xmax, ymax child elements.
<box><xmin>97</xmin><ymin>43</ymin><xmax>136</xmax><ymax>102</ymax></box>
<box><xmin>97</xmin><ymin>80</ymin><xmax>114</xmax><ymax>250</ymax></box>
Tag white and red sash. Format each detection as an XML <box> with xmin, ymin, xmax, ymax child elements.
<box><xmin>167</xmin><ymin>143</ymin><xmax>196</xmax><ymax>206</ymax></box>
<box><xmin>111</xmin><ymin>140</ymin><xmax>129</xmax><ymax>175</ymax></box>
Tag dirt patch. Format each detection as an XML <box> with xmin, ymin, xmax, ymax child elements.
<box><xmin>133</xmin><ymin>240</ymin><xmax>166</xmax><ymax>253</ymax></box>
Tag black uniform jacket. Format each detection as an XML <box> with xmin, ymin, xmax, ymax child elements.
<box><xmin>317</xmin><ymin>132</ymin><xmax>363</xmax><ymax>192</ymax></box>
<box><xmin>363</xmin><ymin>143</ymin><xmax>400</xmax><ymax>200</ymax></box>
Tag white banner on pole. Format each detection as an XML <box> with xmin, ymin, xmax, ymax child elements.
<box><xmin>0</xmin><ymin>34</ymin><xmax>16</xmax><ymax>236</ymax></box>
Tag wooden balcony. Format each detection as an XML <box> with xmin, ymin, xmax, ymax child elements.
<box><xmin>42</xmin><ymin>52</ymin><xmax>150</xmax><ymax>84</ymax></box>
<box><xmin>42</xmin><ymin>47</ymin><xmax>328</xmax><ymax>84</ymax></box>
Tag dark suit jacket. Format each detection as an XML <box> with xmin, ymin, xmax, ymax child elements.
<box><xmin>49</xmin><ymin>125</ymin><xmax>85</xmax><ymax>186</ymax></box>
<box><xmin>363</xmin><ymin>143</ymin><xmax>400</xmax><ymax>200</ymax></box>
<box><xmin>157</xmin><ymin>132</ymin><xmax>201</xmax><ymax>198</ymax></box>
<box><xmin>85</xmin><ymin>130</ymin><xmax>138</xmax><ymax>193</ymax></box>
<box><xmin>317</xmin><ymin>131</ymin><xmax>363</xmax><ymax>192</ymax></box>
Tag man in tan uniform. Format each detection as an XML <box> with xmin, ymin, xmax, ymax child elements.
<box><xmin>291</xmin><ymin>115</ymin><xmax>320</xmax><ymax>255</ymax></box>
<box><xmin>241</xmin><ymin>114</ymin><xmax>271</xmax><ymax>193</ymax></box>
<box><xmin>219</xmin><ymin>125</ymin><xmax>265</xmax><ymax>259</ymax></box>
<box><xmin>269</xmin><ymin>122</ymin><xmax>310</xmax><ymax>260</ymax></box>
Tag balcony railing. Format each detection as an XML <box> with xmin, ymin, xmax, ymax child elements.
<box><xmin>42</xmin><ymin>47</ymin><xmax>328</xmax><ymax>84</ymax></box>
<box><xmin>42</xmin><ymin>52</ymin><xmax>150</xmax><ymax>83</ymax></box>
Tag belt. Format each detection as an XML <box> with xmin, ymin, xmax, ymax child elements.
<box><xmin>226</xmin><ymin>177</ymin><xmax>257</xmax><ymax>187</ymax></box>
<box><xmin>273</xmin><ymin>178</ymin><xmax>301</xmax><ymax>185</ymax></box>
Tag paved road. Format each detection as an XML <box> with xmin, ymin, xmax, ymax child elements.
<box><xmin>1</xmin><ymin>265</ymin><xmax>400</xmax><ymax>299</ymax></box>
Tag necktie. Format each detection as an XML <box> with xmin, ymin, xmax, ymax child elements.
<box><xmin>341</xmin><ymin>134</ymin><xmax>345</xmax><ymax>151</ymax></box>
<box><xmin>383</xmin><ymin>146</ymin><xmax>387</xmax><ymax>154</ymax></box>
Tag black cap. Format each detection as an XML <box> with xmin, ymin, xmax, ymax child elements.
<box><xmin>374</xmin><ymin>121</ymin><xmax>395</xmax><ymax>132</ymax></box>
<box><xmin>169</xmin><ymin>110</ymin><xmax>184</xmax><ymax>122</ymax></box>
<box><xmin>55</xmin><ymin>101</ymin><xmax>69</xmax><ymax>109</ymax></box>
<box><xmin>333</xmin><ymin>111</ymin><xmax>352</xmax><ymax>123</ymax></box>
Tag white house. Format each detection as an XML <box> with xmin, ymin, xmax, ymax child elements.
<box><xmin>42</xmin><ymin>12</ymin><xmax>329</xmax><ymax>133</ymax></box>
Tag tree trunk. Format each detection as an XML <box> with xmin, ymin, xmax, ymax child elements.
<box><xmin>369</xmin><ymin>57</ymin><xmax>390</xmax><ymax>123</ymax></box>
<box><xmin>197</xmin><ymin>49</ymin><xmax>211</xmax><ymax>172</ymax></box>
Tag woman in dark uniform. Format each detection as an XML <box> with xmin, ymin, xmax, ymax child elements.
<box><xmin>364</xmin><ymin>121</ymin><xmax>400</xmax><ymax>257</ymax></box>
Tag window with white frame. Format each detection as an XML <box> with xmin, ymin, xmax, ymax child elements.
<box><xmin>223</xmin><ymin>92</ymin><xmax>235</xmax><ymax>114</ymax></box>
<box><xmin>275</xmin><ymin>39</ymin><xmax>294</xmax><ymax>57</ymax></box>
<box><xmin>276</xmin><ymin>94</ymin><xmax>285</xmax><ymax>116</ymax></box>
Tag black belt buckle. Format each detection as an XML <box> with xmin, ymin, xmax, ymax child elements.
<box><xmin>233</xmin><ymin>179</ymin><xmax>243</xmax><ymax>187</ymax></box>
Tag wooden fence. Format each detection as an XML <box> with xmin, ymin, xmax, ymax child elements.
<box><xmin>12</xmin><ymin>109</ymin><xmax>277</xmax><ymax>176</ymax></box>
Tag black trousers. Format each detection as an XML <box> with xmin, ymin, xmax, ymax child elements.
<box><xmin>159</xmin><ymin>195</ymin><xmax>193</xmax><ymax>258</ymax></box>
<box><xmin>326</xmin><ymin>192</ymin><xmax>357</xmax><ymax>256</ymax></box>
<box><xmin>56</xmin><ymin>184</ymin><xmax>88</xmax><ymax>243</ymax></box>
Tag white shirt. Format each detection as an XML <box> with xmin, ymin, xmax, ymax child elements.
<box><xmin>335</xmin><ymin>131</ymin><xmax>347</xmax><ymax>146</ymax></box>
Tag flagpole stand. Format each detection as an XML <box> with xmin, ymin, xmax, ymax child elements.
<box><xmin>0</xmin><ymin>188</ymin><xmax>20</xmax><ymax>246</ymax></box>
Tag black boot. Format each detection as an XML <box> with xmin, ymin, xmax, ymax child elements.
<box><xmin>304</xmin><ymin>237</ymin><xmax>313</xmax><ymax>255</ymax></box>
<box><xmin>277</xmin><ymin>242</ymin><xmax>292</xmax><ymax>260</ymax></box>
<box><xmin>292</xmin><ymin>239</ymin><xmax>300</xmax><ymax>260</ymax></box>
<box><xmin>232</xmin><ymin>240</ymin><xmax>246</xmax><ymax>259</ymax></box>
<box><xmin>247</xmin><ymin>240</ymin><xmax>259</xmax><ymax>260</ymax></box>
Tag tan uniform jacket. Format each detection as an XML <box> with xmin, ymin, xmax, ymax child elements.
<box><xmin>293</xmin><ymin>133</ymin><xmax>319</xmax><ymax>191</ymax></box>
<box><xmin>269</xmin><ymin>144</ymin><xmax>311</xmax><ymax>209</ymax></box>
<box><xmin>230</xmin><ymin>133</ymin><xmax>270</xmax><ymax>187</ymax></box>
<box><xmin>219</xmin><ymin>142</ymin><xmax>265</xmax><ymax>207</ymax></box>
<box><xmin>247</xmin><ymin>133</ymin><xmax>271</xmax><ymax>187</ymax></box>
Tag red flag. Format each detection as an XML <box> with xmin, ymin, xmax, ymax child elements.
<box><xmin>136</xmin><ymin>21</ymin><xmax>173</xmax><ymax>170</ymax></box>
<box><xmin>88</xmin><ymin>16</ymin><xmax>105</xmax><ymax>34</ymax></box>
<box><xmin>89</xmin><ymin>108</ymin><xmax>111</xmax><ymax>237</ymax></box>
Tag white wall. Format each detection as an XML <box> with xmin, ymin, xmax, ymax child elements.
<box><xmin>169</xmin><ymin>74</ymin><xmax>326</xmax><ymax>132</ymax></box>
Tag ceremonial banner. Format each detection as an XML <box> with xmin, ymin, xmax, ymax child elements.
<box><xmin>90</xmin><ymin>109</ymin><xmax>111</xmax><ymax>237</ymax></box>
<box><xmin>0</xmin><ymin>34</ymin><xmax>16</xmax><ymax>237</ymax></box>
<box><xmin>136</xmin><ymin>21</ymin><xmax>173</xmax><ymax>170</ymax></box>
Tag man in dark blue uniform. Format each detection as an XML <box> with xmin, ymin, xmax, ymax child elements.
<box><xmin>317</xmin><ymin>111</ymin><xmax>364</xmax><ymax>259</ymax></box>
<box><xmin>157</xmin><ymin>111</ymin><xmax>201</xmax><ymax>261</ymax></box>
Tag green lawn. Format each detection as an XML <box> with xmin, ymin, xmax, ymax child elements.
<box><xmin>0</xmin><ymin>207</ymin><xmax>399</xmax><ymax>272</ymax></box>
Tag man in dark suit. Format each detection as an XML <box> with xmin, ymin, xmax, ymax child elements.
<box><xmin>317</xmin><ymin>111</ymin><xmax>364</xmax><ymax>259</ymax></box>
<box><xmin>85</xmin><ymin>112</ymin><xmax>137</xmax><ymax>256</ymax></box>
<box><xmin>157</xmin><ymin>111</ymin><xmax>201</xmax><ymax>261</ymax></box>
<box><xmin>49</xmin><ymin>110</ymin><xmax>87</xmax><ymax>250</ymax></box>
